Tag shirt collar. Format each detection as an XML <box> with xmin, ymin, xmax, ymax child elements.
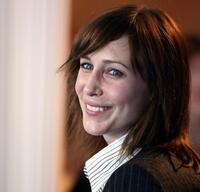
<box><xmin>84</xmin><ymin>134</ymin><xmax>140</xmax><ymax>192</ymax></box>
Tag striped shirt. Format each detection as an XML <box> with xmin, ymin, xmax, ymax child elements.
<box><xmin>83</xmin><ymin>134</ymin><xmax>141</xmax><ymax>192</ymax></box>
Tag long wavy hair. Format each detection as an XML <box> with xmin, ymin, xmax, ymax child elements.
<box><xmin>61</xmin><ymin>5</ymin><xmax>200</xmax><ymax>174</ymax></box>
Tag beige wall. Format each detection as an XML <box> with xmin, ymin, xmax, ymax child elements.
<box><xmin>0</xmin><ymin>0</ymin><xmax>71</xmax><ymax>191</ymax></box>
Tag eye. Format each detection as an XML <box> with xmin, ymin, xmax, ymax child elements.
<box><xmin>107</xmin><ymin>68</ymin><xmax>124</xmax><ymax>77</ymax></box>
<box><xmin>80</xmin><ymin>62</ymin><xmax>93</xmax><ymax>71</ymax></box>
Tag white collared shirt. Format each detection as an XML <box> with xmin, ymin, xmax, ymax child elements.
<box><xmin>84</xmin><ymin>134</ymin><xmax>141</xmax><ymax>192</ymax></box>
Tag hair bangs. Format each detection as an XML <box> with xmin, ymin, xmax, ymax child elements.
<box><xmin>71</xmin><ymin>9</ymin><xmax>135</xmax><ymax>61</ymax></box>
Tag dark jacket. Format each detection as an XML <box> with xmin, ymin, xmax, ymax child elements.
<box><xmin>103</xmin><ymin>147</ymin><xmax>200</xmax><ymax>192</ymax></box>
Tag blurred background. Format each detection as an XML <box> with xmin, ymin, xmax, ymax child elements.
<box><xmin>0</xmin><ymin>0</ymin><xmax>200</xmax><ymax>192</ymax></box>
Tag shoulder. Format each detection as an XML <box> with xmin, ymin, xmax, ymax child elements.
<box><xmin>103</xmin><ymin>161</ymin><xmax>162</xmax><ymax>192</ymax></box>
<box><xmin>103</xmin><ymin>147</ymin><xmax>200</xmax><ymax>192</ymax></box>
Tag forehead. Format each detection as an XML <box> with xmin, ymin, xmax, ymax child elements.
<box><xmin>87</xmin><ymin>35</ymin><xmax>131</xmax><ymax>64</ymax></box>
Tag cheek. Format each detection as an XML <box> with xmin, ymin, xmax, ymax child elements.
<box><xmin>107</xmin><ymin>84</ymin><xmax>133</xmax><ymax>104</ymax></box>
<box><xmin>75</xmin><ymin>75</ymin><xmax>82</xmax><ymax>96</ymax></box>
<box><xmin>108</xmin><ymin>82</ymin><xmax>149</xmax><ymax>109</ymax></box>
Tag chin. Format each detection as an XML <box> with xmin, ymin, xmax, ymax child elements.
<box><xmin>83</xmin><ymin>126</ymin><xmax>105</xmax><ymax>136</ymax></box>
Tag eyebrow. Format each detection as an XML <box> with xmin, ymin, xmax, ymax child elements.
<box><xmin>81</xmin><ymin>56</ymin><xmax>130</xmax><ymax>69</ymax></box>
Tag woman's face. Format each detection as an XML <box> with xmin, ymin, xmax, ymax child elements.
<box><xmin>75</xmin><ymin>35</ymin><xmax>149</xmax><ymax>144</ymax></box>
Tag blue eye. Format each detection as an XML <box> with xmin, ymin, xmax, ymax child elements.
<box><xmin>108</xmin><ymin>69</ymin><xmax>123</xmax><ymax>77</ymax></box>
<box><xmin>80</xmin><ymin>63</ymin><xmax>93</xmax><ymax>71</ymax></box>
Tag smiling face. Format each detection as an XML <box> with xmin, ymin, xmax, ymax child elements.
<box><xmin>75</xmin><ymin>35</ymin><xmax>149</xmax><ymax>144</ymax></box>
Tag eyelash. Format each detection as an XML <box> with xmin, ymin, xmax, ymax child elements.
<box><xmin>107</xmin><ymin>68</ymin><xmax>124</xmax><ymax>77</ymax></box>
<box><xmin>80</xmin><ymin>62</ymin><xmax>124</xmax><ymax>77</ymax></box>
<box><xmin>80</xmin><ymin>63</ymin><xmax>93</xmax><ymax>71</ymax></box>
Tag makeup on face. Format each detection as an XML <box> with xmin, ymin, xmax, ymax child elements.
<box><xmin>75</xmin><ymin>35</ymin><xmax>149</xmax><ymax>144</ymax></box>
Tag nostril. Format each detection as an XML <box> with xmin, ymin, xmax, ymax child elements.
<box><xmin>85</xmin><ymin>87</ymin><xmax>103</xmax><ymax>97</ymax></box>
<box><xmin>84</xmin><ymin>83</ymin><xmax>103</xmax><ymax>97</ymax></box>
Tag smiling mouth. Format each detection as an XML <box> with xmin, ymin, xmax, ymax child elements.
<box><xmin>86</xmin><ymin>104</ymin><xmax>112</xmax><ymax>113</ymax></box>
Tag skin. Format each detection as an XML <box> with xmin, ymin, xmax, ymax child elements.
<box><xmin>75</xmin><ymin>35</ymin><xmax>149</xmax><ymax>144</ymax></box>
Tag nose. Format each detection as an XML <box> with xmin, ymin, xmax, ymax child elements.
<box><xmin>84</xmin><ymin>72</ymin><xmax>103</xmax><ymax>97</ymax></box>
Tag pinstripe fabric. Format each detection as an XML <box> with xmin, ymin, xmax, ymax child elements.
<box><xmin>84</xmin><ymin>135</ymin><xmax>141</xmax><ymax>192</ymax></box>
<box><xmin>103</xmin><ymin>162</ymin><xmax>162</xmax><ymax>192</ymax></box>
<box><xmin>103</xmin><ymin>147</ymin><xmax>200</xmax><ymax>192</ymax></box>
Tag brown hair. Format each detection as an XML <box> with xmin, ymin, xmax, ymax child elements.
<box><xmin>61</xmin><ymin>5</ymin><xmax>200</xmax><ymax>173</ymax></box>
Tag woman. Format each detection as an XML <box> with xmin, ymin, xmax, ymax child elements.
<box><xmin>62</xmin><ymin>5</ymin><xmax>200</xmax><ymax>192</ymax></box>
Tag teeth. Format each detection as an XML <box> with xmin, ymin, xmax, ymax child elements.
<box><xmin>86</xmin><ymin>104</ymin><xmax>108</xmax><ymax>112</ymax></box>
